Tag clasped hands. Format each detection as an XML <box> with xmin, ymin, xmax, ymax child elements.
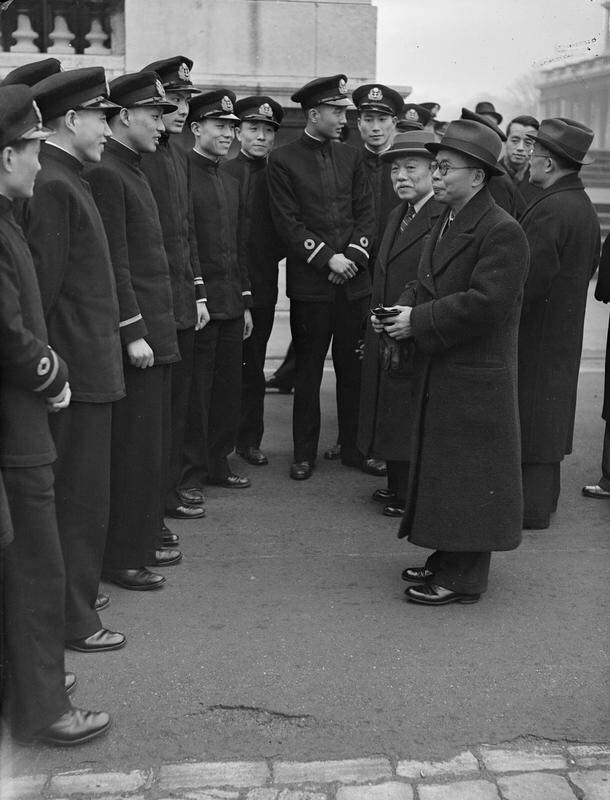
<box><xmin>371</xmin><ymin>305</ymin><xmax>413</xmax><ymax>340</ymax></box>
<box><xmin>327</xmin><ymin>253</ymin><xmax>358</xmax><ymax>285</ymax></box>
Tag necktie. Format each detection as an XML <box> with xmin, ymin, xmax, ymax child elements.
<box><xmin>399</xmin><ymin>203</ymin><xmax>416</xmax><ymax>234</ymax></box>
<box><xmin>439</xmin><ymin>211</ymin><xmax>454</xmax><ymax>239</ymax></box>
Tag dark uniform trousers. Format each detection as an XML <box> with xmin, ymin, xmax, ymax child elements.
<box><xmin>386</xmin><ymin>460</ymin><xmax>410</xmax><ymax>504</ymax></box>
<box><xmin>50</xmin><ymin>403</ymin><xmax>112</xmax><ymax>640</ymax></box>
<box><xmin>2</xmin><ymin>465</ymin><xmax>69</xmax><ymax>738</ymax></box>
<box><xmin>291</xmin><ymin>288</ymin><xmax>369</xmax><ymax>464</ymax></box>
<box><xmin>181</xmin><ymin>317</ymin><xmax>243</xmax><ymax>489</ymax></box>
<box><xmin>165</xmin><ymin>327</ymin><xmax>195</xmax><ymax>511</ymax></box>
<box><xmin>237</xmin><ymin>305</ymin><xmax>275</xmax><ymax>450</ymax></box>
<box><xmin>425</xmin><ymin>551</ymin><xmax>492</xmax><ymax>595</ymax></box>
<box><xmin>104</xmin><ymin>363</ymin><xmax>171</xmax><ymax>570</ymax></box>
<box><xmin>521</xmin><ymin>462</ymin><xmax>561</xmax><ymax>527</ymax></box>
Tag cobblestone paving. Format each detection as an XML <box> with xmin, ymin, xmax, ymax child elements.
<box><xmin>1</xmin><ymin>742</ymin><xmax>608</xmax><ymax>799</ymax></box>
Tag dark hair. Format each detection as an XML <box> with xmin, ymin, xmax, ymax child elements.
<box><xmin>506</xmin><ymin>115</ymin><xmax>539</xmax><ymax>138</ymax></box>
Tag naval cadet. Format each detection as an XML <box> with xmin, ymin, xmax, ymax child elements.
<box><xmin>1</xmin><ymin>57</ymin><xmax>61</xmax><ymax>88</ymax></box>
<box><xmin>222</xmin><ymin>94</ymin><xmax>285</xmax><ymax>467</ymax></box>
<box><xmin>267</xmin><ymin>74</ymin><xmax>376</xmax><ymax>480</ymax></box>
<box><xmin>26</xmin><ymin>67</ymin><xmax>126</xmax><ymax>651</ymax></box>
<box><xmin>86</xmin><ymin>72</ymin><xmax>182</xmax><ymax>591</ymax></box>
<box><xmin>0</xmin><ymin>85</ymin><xmax>110</xmax><ymax>744</ymax></box>
<box><xmin>139</xmin><ymin>56</ymin><xmax>208</xmax><ymax>526</ymax></box>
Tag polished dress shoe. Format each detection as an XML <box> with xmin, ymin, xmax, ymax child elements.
<box><xmin>208</xmin><ymin>472</ymin><xmax>251</xmax><ymax>488</ymax></box>
<box><xmin>405</xmin><ymin>583</ymin><xmax>480</xmax><ymax>605</ymax></box>
<box><xmin>582</xmin><ymin>483</ymin><xmax>610</xmax><ymax>498</ymax></box>
<box><xmin>149</xmin><ymin>548</ymin><xmax>182</xmax><ymax>567</ymax></box>
<box><xmin>265</xmin><ymin>375</ymin><xmax>292</xmax><ymax>393</ymax></box>
<box><xmin>66</xmin><ymin>628</ymin><xmax>126</xmax><ymax>653</ymax></box>
<box><xmin>372</xmin><ymin>488</ymin><xmax>397</xmax><ymax>503</ymax></box>
<box><xmin>165</xmin><ymin>503</ymin><xmax>205</xmax><ymax>519</ymax></box>
<box><xmin>323</xmin><ymin>443</ymin><xmax>342</xmax><ymax>460</ymax></box>
<box><xmin>177</xmin><ymin>487</ymin><xmax>205</xmax><ymax>506</ymax></box>
<box><xmin>160</xmin><ymin>523</ymin><xmax>180</xmax><ymax>548</ymax></box>
<box><xmin>18</xmin><ymin>707</ymin><xmax>111</xmax><ymax>746</ymax></box>
<box><xmin>382</xmin><ymin>504</ymin><xmax>405</xmax><ymax>517</ymax></box>
<box><xmin>94</xmin><ymin>592</ymin><xmax>110</xmax><ymax>612</ymax></box>
<box><xmin>362</xmin><ymin>457</ymin><xmax>387</xmax><ymax>476</ymax></box>
<box><xmin>64</xmin><ymin>673</ymin><xmax>77</xmax><ymax>694</ymax></box>
<box><xmin>236</xmin><ymin>446</ymin><xmax>269</xmax><ymax>466</ymax></box>
<box><xmin>101</xmin><ymin>567</ymin><xmax>165</xmax><ymax>591</ymax></box>
<box><xmin>290</xmin><ymin>460</ymin><xmax>313</xmax><ymax>480</ymax></box>
<box><xmin>401</xmin><ymin>566</ymin><xmax>435</xmax><ymax>582</ymax></box>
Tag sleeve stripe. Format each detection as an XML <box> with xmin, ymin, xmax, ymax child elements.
<box><xmin>193</xmin><ymin>277</ymin><xmax>204</xmax><ymax>285</ymax></box>
<box><xmin>34</xmin><ymin>349</ymin><xmax>59</xmax><ymax>393</ymax></box>
<box><xmin>348</xmin><ymin>244</ymin><xmax>370</xmax><ymax>259</ymax></box>
<box><xmin>119</xmin><ymin>313</ymin><xmax>143</xmax><ymax>328</ymax></box>
<box><xmin>196</xmin><ymin>297</ymin><xmax>207</xmax><ymax>303</ymax></box>
<box><xmin>242</xmin><ymin>290</ymin><xmax>252</xmax><ymax>296</ymax></box>
<box><xmin>306</xmin><ymin>242</ymin><xmax>325</xmax><ymax>264</ymax></box>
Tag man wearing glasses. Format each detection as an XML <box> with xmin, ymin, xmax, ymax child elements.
<box><xmin>518</xmin><ymin>118</ymin><xmax>600</xmax><ymax>529</ymax></box>
<box><xmin>382</xmin><ymin>119</ymin><xmax>529</xmax><ymax>606</ymax></box>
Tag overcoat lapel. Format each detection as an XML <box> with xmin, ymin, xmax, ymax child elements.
<box><xmin>388</xmin><ymin>197</ymin><xmax>439</xmax><ymax>263</ymax></box>
<box><xmin>430</xmin><ymin>189</ymin><xmax>494</xmax><ymax>279</ymax></box>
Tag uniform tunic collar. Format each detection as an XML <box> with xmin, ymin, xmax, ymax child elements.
<box><xmin>106</xmin><ymin>137</ymin><xmax>142</xmax><ymax>165</ymax></box>
<box><xmin>43</xmin><ymin>141</ymin><xmax>84</xmax><ymax>174</ymax></box>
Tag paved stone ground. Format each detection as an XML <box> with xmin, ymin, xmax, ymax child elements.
<box><xmin>1</xmin><ymin>742</ymin><xmax>609</xmax><ymax>798</ymax></box>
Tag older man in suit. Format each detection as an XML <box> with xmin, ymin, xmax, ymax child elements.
<box><xmin>358</xmin><ymin>130</ymin><xmax>441</xmax><ymax>517</ymax></box>
<box><xmin>386</xmin><ymin>120</ymin><xmax>530</xmax><ymax>605</ymax></box>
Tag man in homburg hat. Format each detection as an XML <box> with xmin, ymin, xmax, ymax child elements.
<box><xmin>139</xmin><ymin>56</ymin><xmax>208</xmax><ymax>529</ymax></box>
<box><xmin>25</xmin><ymin>67</ymin><xmax>126</xmax><ymax>651</ymax></box>
<box><xmin>267</xmin><ymin>74</ymin><xmax>376</xmax><ymax>480</ymax></box>
<box><xmin>357</xmin><ymin>130</ymin><xmax>442</xmax><ymax>517</ymax></box>
<box><xmin>518</xmin><ymin>118</ymin><xmax>600</xmax><ymax>528</ymax></box>
<box><xmin>391</xmin><ymin>119</ymin><xmax>529</xmax><ymax>605</ymax></box>
<box><xmin>86</xmin><ymin>72</ymin><xmax>182</xmax><ymax>590</ymax></box>
<box><xmin>0</xmin><ymin>85</ymin><xmax>110</xmax><ymax>744</ymax></box>
<box><xmin>222</xmin><ymin>94</ymin><xmax>285</xmax><ymax>468</ymax></box>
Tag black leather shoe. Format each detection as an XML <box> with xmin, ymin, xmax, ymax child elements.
<box><xmin>290</xmin><ymin>460</ymin><xmax>313</xmax><ymax>480</ymax></box>
<box><xmin>65</xmin><ymin>673</ymin><xmax>77</xmax><ymax>695</ymax></box>
<box><xmin>101</xmin><ymin>567</ymin><xmax>165</xmax><ymax>591</ymax></box>
<box><xmin>582</xmin><ymin>484</ymin><xmax>610</xmax><ymax>498</ymax></box>
<box><xmin>165</xmin><ymin>504</ymin><xmax>205</xmax><ymax>519</ymax></box>
<box><xmin>209</xmin><ymin>472</ymin><xmax>251</xmax><ymax>488</ymax></box>
<box><xmin>383</xmin><ymin>504</ymin><xmax>405</xmax><ymax>517</ymax></box>
<box><xmin>401</xmin><ymin>566</ymin><xmax>435</xmax><ymax>582</ymax></box>
<box><xmin>362</xmin><ymin>458</ymin><xmax>387</xmax><ymax>476</ymax></box>
<box><xmin>372</xmin><ymin>488</ymin><xmax>397</xmax><ymax>504</ymax></box>
<box><xmin>66</xmin><ymin>628</ymin><xmax>126</xmax><ymax>653</ymax></box>
<box><xmin>177</xmin><ymin>487</ymin><xmax>205</xmax><ymax>506</ymax></box>
<box><xmin>94</xmin><ymin>592</ymin><xmax>110</xmax><ymax>612</ymax></box>
<box><xmin>236</xmin><ymin>446</ymin><xmax>269</xmax><ymax>466</ymax></box>
<box><xmin>18</xmin><ymin>708</ymin><xmax>111</xmax><ymax>746</ymax></box>
<box><xmin>160</xmin><ymin>522</ymin><xmax>180</xmax><ymax>548</ymax></box>
<box><xmin>149</xmin><ymin>549</ymin><xmax>182</xmax><ymax>567</ymax></box>
<box><xmin>405</xmin><ymin>583</ymin><xmax>480</xmax><ymax>605</ymax></box>
<box><xmin>265</xmin><ymin>375</ymin><xmax>293</xmax><ymax>393</ymax></box>
<box><xmin>323</xmin><ymin>443</ymin><xmax>342</xmax><ymax>460</ymax></box>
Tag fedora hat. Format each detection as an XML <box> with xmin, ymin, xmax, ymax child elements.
<box><xmin>461</xmin><ymin>107</ymin><xmax>506</xmax><ymax>142</ymax></box>
<box><xmin>426</xmin><ymin>119</ymin><xmax>505</xmax><ymax>176</ymax></box>
<box><xmin>533</xmin><ymin>117</ymin><xmax>594</xmax><ymax>166</ymax></box>
<box><xmin>475</xmin><ymin>101</ymin><xmax>502</xmax><ymax>125</ymax></box>
<box><xmin>380</xmin><ymin>130</ymin><xmax>436</xmax><ymax>162</ymax></box>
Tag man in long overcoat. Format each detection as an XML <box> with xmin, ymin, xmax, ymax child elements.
<box><xmin>357</xmin><ymin>130</ymin><xmax>441</xmax><ymax>517</ymax></box>
<box><xmin>518</xmin><ymin>118</ymin><xmax>600</xmax><ymax>528</ymax></box>
<box><xmin>387</xmin><ymin>120</ymin><xmax>529</xmax><ymax>605</ymax></box>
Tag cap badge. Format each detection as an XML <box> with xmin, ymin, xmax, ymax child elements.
<box><xmin>339</xmin><ymin>78</ymin><xmax>348</xmax><ymax>94</ymax></box>
<box><xmin>155</xmin><ymin>79</ymin><xmax>166</xmax><ymax>99</ymax></box>
<box><xmin>178</xmin><ymin>62</ymin><xmax>190</xmax><ymax>81</ymax></box>
<box><xmin>304</xmin><ymin>239</ymin><xmax>315</xmax><ymax>251</ymax></box>
<box><xmin>37</xmin><ymin>356</ymin><xmax>50</xmax><ymax>376</ymax></box>
<box><xmin>368</xmin><ymin>87</ymin><xmax>383</xmax><ymax>102</ymax></box>
<box><xmin>32</xmin><ymin>100</ymin><xmax>43</xmax><ymax>127</ymax></box>
<box><xmin>259</xmin><ymin>102</ymin><xmax>273</xmax><ymax>118</ymax></box>
<box><xmin>405</xmin><ymin>108</ymin><xmax>419</xmax><ymax>121</ymax></box>
<box><xmin>360</xmin><ymin>236</ymin><xmax>369</xmax><ymax>248</ymax></box>
<box><xmin>221</xmin><ymin>95</ymin><xmax>234</xmax><ymax>112</ymax></box>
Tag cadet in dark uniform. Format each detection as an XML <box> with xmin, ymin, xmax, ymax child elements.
<box><xmin>139</xmin><ymin>56</ymin><xmax>208</xmax><ymax>524</ymax></box>
<box><xmin>397</xmin><ymin>103</ymin><xmax>431</xmax><ymax>132</ymax></box>
<box><xmin>0</xmin><ymin>85</ymin><xmax>110</xmax><ymax>744</ymax></box>
<box><xmin>222</xmin><ymin>95</ymin><xmax>285</xmax><ymax>467</ymax></box>
<box><xmin>25</xmin><ymin>68</ymin><xmax>126</xmax><ymax>650</ymax></box>
<box><xmin>1</xmin><ymin>57</ymin><xmax>61</xmax><ymax>88</ymax></box>
<box><xmin>86</xmin><ymin>73</ymin><xmax>182</xmax><ymax>590</ymax></box>
<box><xmin>267</xmin><ymin>74</ymin><xmax>376</xmax><ymax>480</ymax></box>
<box><xmin>179</xmin><ymin>90</ymin><xmax>254</xmax><ymax>494</ymax></box>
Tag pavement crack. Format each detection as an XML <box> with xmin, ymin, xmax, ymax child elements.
<box><xmin>207</xmin><ymin>703</ymin><xmax>314</xmax><ymax>722</ymax></box>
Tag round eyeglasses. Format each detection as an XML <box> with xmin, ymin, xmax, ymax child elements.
<box><xmin>429</xmin><ymin>160</ymin><xmax>475</xmax><ymax>176</ymax></box>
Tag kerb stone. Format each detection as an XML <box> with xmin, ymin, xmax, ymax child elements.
<box><xmin>0</xmin><ymin>775</ymin><xmax>47</xmax><ymax>799</ymax></box>
<box><xmin>498</xmin><ymin>772</ymin><xmax>576</xmax><ymax>800</ymax></box>
<box><xmin>273</xmin><ymin>758</ymin><xmax>391</xmax><ymax>784</ymax></box>
<box><xmin>479</xmin><ymin>747</ymin><xmax>567</xmax><ymax>772</ymax></box>
<box><xmin>397</xmin><ymin>751</ymin><xmax>479</xmax><ymax>779</ymax></box>
<box><xmin>159</xmin><ymin>762</ymin><xmax>270</xmax><ymax>790</ymax></box>
<box><xmin>568</xmin><ymin>744</ymin><xmax>610</xmax><ymax>768</ymax></box>
<box><xmin>49</xmin><ymin>770</ymin><xmax>146</xmax><ymax>795</ymax></box>
<box><xmin>336</xmin><ymin>782</ymin><xmax>413</xmax><ymax>800</ymax></box>
<box><xmin>569</xmin><ymin>770</ymin><xmax>610</xmax><ymax>800</ymax></box>
<box><xmin>419</xmin><ymin>780</ymin><xmax>501</xmax><ymax>800</ymax></box>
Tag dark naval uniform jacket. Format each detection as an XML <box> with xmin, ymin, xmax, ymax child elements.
<box><xmin>25</xmin><ymin>143</ymin><xmax>124</xmax><ymax>402</ymax></box>
<box><xmin>267</xmin><ymin>132</ymin><xmax>376</xmax><ymax>301</ymax></box>
<box><xmin>85</xmin><ymin>138</ymin><xmax>179</xmax><ymax>364</ymax></box>
<box><xmin>188</xmin><ymin>149</ymin><xmax>252</xmax><ymax>319</ymax></box>
<box><xmin>398</xmin><ymin>188</ymin><xmax>530</xmax><ymax>553</ymax></box>
<box><xmin>358</xmin><ymin>195</ymin><xmax>442</xmax><ymax>461</ymax></box>
<box><xmin>361</xmin><ymin>144</ymin><xmax>402</xmax><ymax>271</ymax></box>
<box><xmin>140</xmin><ymin>135</ymin><xmax>206</xmax><ymax>329</ymax></box>
<box><xmin>0</xmin><ymin>195</ymin><xmax>68</xmax><ymax>467</ymax></box>
<box><xmin>221</xmin><ymin>150</ymin><xmax>284</xmax><ymax>309</ymax></box>
<box><xmin>518</xmin><ymin>173</ymin><xmax>600</xmax><ymax>462</ymax></box>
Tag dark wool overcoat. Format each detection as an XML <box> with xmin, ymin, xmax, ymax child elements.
<box><xmin>595</xmin><ymin>232</ymin><xmax>610</xmax><ymax>421</ymax></box>
<box><xmin>358</xmin><ymin>195</ymin><xmax>442</xmax><ymax>460</ymax></box>
<box><xmin>518</xmin><ymin>173</ymin><xmax>600</xmax><ymax>462</ymax></box>
<box><xmin>398</xmin><ymin>188</ymin><xmax>530</xmax><ymax>552</ymax></box>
